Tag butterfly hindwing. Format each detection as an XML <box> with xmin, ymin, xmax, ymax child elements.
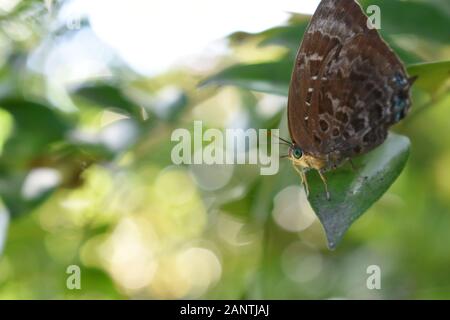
<box><xmin>319</xmin><ymin>31</ymin><xmax>411</xmax><ymax>159</ymax></box>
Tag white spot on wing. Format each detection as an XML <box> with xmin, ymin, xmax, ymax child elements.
<box><xmin>308</xmin><ymin>53</ymin><xmax>323</xmax><ymax>61</ymax></box>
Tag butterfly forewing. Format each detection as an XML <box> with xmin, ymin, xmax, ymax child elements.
<box><xmin>288</xmin><ymin>0</ymin><xmax>413</xmax><ymax>163</ymax></box>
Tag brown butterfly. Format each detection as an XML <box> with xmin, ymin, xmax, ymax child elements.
<box><xmin>286</xmin><ymin>0</ymin><xmax>416</xmax><ymax>200</ymax></box>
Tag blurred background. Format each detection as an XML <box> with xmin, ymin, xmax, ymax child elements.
<box><xmin>0</xmin><ymin>0</ymin><xmax>449</xmax><ymax>299</ymax></box>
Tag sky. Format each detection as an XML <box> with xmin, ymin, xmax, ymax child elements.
<box><xmin>59</xmin><ymin>0</ymin><xmax>321</xmax><ymax>76</ymax></box>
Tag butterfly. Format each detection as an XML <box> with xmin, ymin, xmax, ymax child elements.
<box><xmin>285</xmin><ymin>0</ymin><xmax>416</xmax><ymax>200</ymax></box>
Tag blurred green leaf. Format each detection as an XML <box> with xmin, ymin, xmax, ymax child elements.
<box><xmin>201</xmin><ymin>61</ymin><xmax>292</xmax><ymax>96</ymax></box>
<box><xmin>0</xmin><ymin>98</ymin><xmax>71</xmax><ymax>168</ymax></box>
<box><xmin>307</xmin><ymin>133</ymin><xmax>410</xmax><ymax>249</ymax></box>
<box><xmin>381</xmin><ymin>38</ymin><xmax>423</xmax><ymax>65</ymax></box>
<box><xmin>220</xmin><ymin>182</ymin><xmax>260</xmax><ymax>219</ymax></box>
<box><xmin>0</xmin><ymin>98</ymin><xmax>114</xmax><ymax>218</ymax></box>
<box><xmin>0</xmin><ymin>171</ymin><xmax>57</xmax><ymax>219</ymax></box>
<box><xmin>0</xmin><ymin>141</ymin><xmax>115</xmax><ymax>219</ymax></box>
<box><xmin>73</xmin><ymin>84</ymin><xmax>144</xmax><ymax>120</ymax></box>
<box><xmin>258</xmin><ymin>24</ymin><xmax>307</xmax><ymax>52</ymax></box>
<box><xmin>407</xmin><ymin>60</ymin><xmax>450</xmax><ymax>96</ymax></box>
<box><xmin>360</xmin><ymin>0</ymin><xmax>450</xmax><ymax>44</ymax></box>
<box><xmin>74</xmin><ymin>83</ymin><xmax>189</xmax><ymax>124</ymax></box>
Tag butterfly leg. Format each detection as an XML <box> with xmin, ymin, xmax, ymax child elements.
<box><xmin>318</xmin><ymin>169</ymin><xmax>331</xmax><ymax>201</ymax></box>
<box><xmin>293</xmin><ymin>165</ymin><xmax>310</xmax><ymax>197</ymax></box>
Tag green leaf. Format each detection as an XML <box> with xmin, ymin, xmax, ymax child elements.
<box><xmin>74</xmin><ymin>83</ymin><xmax>189</xmax><ymax>124</ymax></box>
<box><xmin>407</xmin><ymin>60</ymin><xmax>450</xmax><ymax>96</ymax></box>
<box><xmin>0</xmin><ymin>173</ymin><xmax>53</xmax><ymax>219</ymax></box>
<box><xmin>200</xmin><ymin>60</ymin><xmax>292</xmax><ymax>96</ymax></box>
<box><xmin>258</xmin><ymin>24</ymin><xmax>307</xmax><ymax>52</ymax></box>
<box><xmin>380</xmin><ymin>35</ymin><xmax>423</xmax><ymax>65</ymax></box>
<box><xmin>306</xmin><ymin>133</ymin><xmax>410</xmax><ymax>249</ymax></box>
<box><xmin>73</xmin><ymin>83</ymin><xmax>144</xmax><ymax>120</ymax></box>
<box><xmin>360</xmin><ymin>0</ymin><xmax>450</xmax><ymax>45</ymax></box>
<box><xmin>0</xmin><ymin>98</ymin><xmax>71</xmax><ymax>168</ymax></box>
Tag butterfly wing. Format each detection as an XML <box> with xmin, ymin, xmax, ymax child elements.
<box><xmin>288</xmin><ymin>0</ymin><xmax>367</xmax><ymax>155</ymax></box>
<box><xmin>288</xmin><ymin>0</ymin><xmax>413</xmax><ymax>161</ymax></box>
<box><xmin>316</xmin><ymin>31</ymin><xmax>413</xmax><ymax>159</ymax></box>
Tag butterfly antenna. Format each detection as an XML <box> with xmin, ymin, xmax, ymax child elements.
<box><xmin>276</xmin><ymin>141</ymin><xmax>291</xmax><ymax>146</ymax></box>
<box><xmin>268</xmin><ymin>132</ymin><xmax>293</xmax><ymax>146</ymax></box>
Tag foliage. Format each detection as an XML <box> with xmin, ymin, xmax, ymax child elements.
<box><xmin>0</xmin><ymin>0</ymin><xmax>449</xmax><ymax>299</ymax></box>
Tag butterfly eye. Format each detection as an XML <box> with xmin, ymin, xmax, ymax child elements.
<box><xmin>293</xmin><ymin>147</ymin><xmax>303</xmax><ymax>159</ymax></box>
